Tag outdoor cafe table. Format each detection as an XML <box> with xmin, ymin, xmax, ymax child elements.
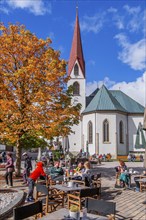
<box><xmin>38</xmin><ymin>208</ymin><xmax>108</xmax><ymax>220</ymax></box>
<box><xmin>135</xmin><ymin>178</ymin><xmax>146</xmax><ymax>183</ymax></box>
<box><xmin>51</xmin><ymin>184</ymin><xmax>89</xmax><ymax>193</ymax></box>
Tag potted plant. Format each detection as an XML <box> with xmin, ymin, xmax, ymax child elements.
<box><xmin>69</xmin><ymin>205</ymin><xmax>80</xmax><ymax>220</ymax></box>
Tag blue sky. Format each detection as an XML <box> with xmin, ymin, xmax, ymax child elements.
<box><xmin>0</xmin><ymin>0</ymin><xmax>145</xmax><ymax>105</ymax></box>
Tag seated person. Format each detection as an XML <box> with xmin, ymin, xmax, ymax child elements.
<box><xmin>82</xmin><ymin>161</ymin><xmax>93</xmax><ymax>186</ymax></box>
<box><xmin>49</xmin><ymin>161</ymin><xmax>64</xmax><ymax>179</ymax></box>
<box><xmin>74</xmin><ymin>162</ymin><xmax>85</xmax><ymax>173</ymax></box>
<box><xmin>73</xmin><ymin>161</ymin><xmax>92</xmax><ymax>186</ymax></box>
<box><xmin>72</xmin><ymin>162</ymin><xmax>85</xmax><ymax>181</ymax></box>
<box><xmin>115</xmin><ymin>160</ymin><xmax>129</xmax><ymax>187</ymax></box>
<box><xmin>134</xmin><ymin>170</ymin><xmax>146</xmax><ymax>192</ymax></box>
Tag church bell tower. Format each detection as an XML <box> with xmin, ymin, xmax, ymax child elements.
<box><xmin>67</xmin><ymin>8</ymin><xmax>86</xmax><ymax>152</ymax></box>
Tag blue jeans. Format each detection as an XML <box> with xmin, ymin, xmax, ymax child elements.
<box><xmin>27</xmin><ymin>178</ymin><xmax>35</xmax><ymax>199</ymax></box>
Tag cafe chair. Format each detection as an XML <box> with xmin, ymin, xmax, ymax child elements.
<box><xmin>49</xmin><ymin>175</ymin><xmax>64</xmax><ymax>185</ymax></box>
<box><xmin>68</xmin><ymin>187</ymin><xmax>100</xmax><ymax>210</ymax></box>
<box><xmin>70</xmin><ymin>179</ymin><xmax>85</xmax><ymax>186</ymax></box>
<box><xmin>140</xmin><ymin>175</ymin><xmax>146</xmax><ymax>192</ymax></box>
<box><xmin>36</xmin><ymin>175</ymin><xmax>49</xmax><ymax>186</ymax></box>
<box><xmin>85</xmin><ymin>197</ymin><xmax>116</xmax><ymax>219</ymax></box>
<box><xmin>92</xmin><ymin>173</ymin><xmax>101</xmax><ymax>197</ymax></box>
<box><xmin>13</xmin><ymin>200</ymin><xmax>43</xmax><ymax>220</ymax></box>
<box><xmin>35</xmin><ymin>183</ymin><xmax>64</xmax><ymax>214</ymax></box>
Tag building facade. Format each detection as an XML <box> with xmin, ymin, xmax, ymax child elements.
<box><xmin>67</xmin><ymin>11</ymin><xmax>145</xmax><ymax>158</ymax></box>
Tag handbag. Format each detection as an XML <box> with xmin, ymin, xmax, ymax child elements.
<box><xmin>8</xmin><ymin>167</ymin><xmax>15</xmax><ymax>172</ymax></box>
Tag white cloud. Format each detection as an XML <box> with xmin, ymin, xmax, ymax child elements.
<box><xmin>5</xmin><ymin>0</ymin><xmax>51</xmax><ymax>15</ymax></box>
<box><xmin>86</xmin><ymin>72</ymin><xmax>145</xmax><ymax>106</ymax></box>
<box><xmin>58</xmin><ymin>45</ymin><xmax>65</xmax><ymax>54</ymax></box>
<box><xmin>87</xmin><ymin>60</ymin><xmax>96</xmax><ymax>66</ymax></box>
<box><xmin>48</xmin><ymin>32</ymin><xmax>55</xmax><ymax>41</ymax></box>
<box><xmin>123</xmin><ymin>5</ymin><xmax>141</xmax><ymax>15</ymax></box>
<box><xmin>110</xmin><ymin>72</ymin><xmax>146</xmax><ymax>106</ymax></box>
<box><xmin>80</xmin><ymin>12</ymin><xmax>106</xmax><ymax>33</ymax></box>
<box><xmin>123</xmin><ymin>5</ymin><xmax>145</xmax><ymax>33</ymax></box>
<box><xmin>0</xmin><ymin>6</ymin><xmax>9</xmax><ymax>14</ymax></box>
<box><xmin>86</xmin><ymin>77</ymin><xmax>115</xmax><ymax>96</ymax></box>
<box><xmin>115</xmin><ymin>34</ymin><xmax>146</xmax><ymax>71</ymax></box>
<box><xmin>79</xmin><ymin>5</ymin><xmax>145</xmax><ymax>34</ymax></box>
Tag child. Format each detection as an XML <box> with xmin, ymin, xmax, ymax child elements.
<box><xmin>26</xmin><ymin>161</ymin><xmax>46</xmax><ymax>202</ymax></box>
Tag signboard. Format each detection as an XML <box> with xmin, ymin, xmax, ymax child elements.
<box><xmin>0</xmin><ymin>144</ymin><xmax>6</xmax><ymax>151</ymax></box>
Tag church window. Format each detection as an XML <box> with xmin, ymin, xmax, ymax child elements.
<box><xmin>73</xmin><ymin>81</ymin><xmax>80</xmax><ymax>95</ymax></box>
<box><xmin>103</xmin><ymin>119</ymin><xmax>109</xmax><ymax>142</ymax></box>
<box><xmin>119</xmin><ymin>121</ymin><xmax>124</xmax><ymax>144</ymax></box>
<box><xmin>74</xmin><ymin>63</ymin><xmax>79</xmax><ymax>76</ymax></box>
<box><xmin>88</xmin><ymin>121</ymin><xmax>93</xmax><ymax>144</ymax></box>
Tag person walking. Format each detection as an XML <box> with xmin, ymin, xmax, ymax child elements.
<box><xmin>22</xmin><ymin>152</ymin><xmax>32</xmax><ymax>184</ymax></box>
<box><xmin>26</xmin><ymin>161</ymin><xmax>46</xmax><ymax>202</ymax></box>
<box><xmin>4</xmin><ymin>152</ymin><xmax>14</xmax><ymax>187</ymax></box>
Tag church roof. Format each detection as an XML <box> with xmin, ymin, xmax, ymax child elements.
<box><xmin>68</xmin><ymin>10</ymin><xmax>85</xmax><ymax>76</ymax></box>
<box><xmin>110</xmin><ymin>90</ymin><xmax>144</xmax><ymax>114</ymax></box>
<box><xmin>86</xmin><ymin>88</ymin><xmax>99</xmax><ymax>107</ymax></box>
<box><xmin>83</xmin><ymin>85</ymin><xmax>144</xmax><ymax>114</ymax></box>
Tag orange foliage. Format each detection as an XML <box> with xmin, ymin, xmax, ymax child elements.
<box><xmin>0</xmin><ymin>23</ymin><xmax>81</xmax><ymax>144</ymax></box>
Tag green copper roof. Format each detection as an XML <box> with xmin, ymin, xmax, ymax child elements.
<box><xmin>83</xmin><ymin>85</ymin><xmax>127</xmax><ymax>114</ymax></box>
<box><xmin>110</xmin><ymin>90</ymin><xmax>144</xmax><ymax>113</ymax></box>
<box><xmin>83</xmin><ymin>85</ymin><xmax>144</xmax><ymax>114</ymax></box>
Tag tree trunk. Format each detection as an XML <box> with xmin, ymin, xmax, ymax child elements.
<box><xmin>37</xmin><ymin>147</ymin><xmax>42</xmax><ymax>161</ymax></box>
<box><xmin>15</xmin><ymin>140</ymin><xmax>22</xmax><ymax>176</ymax></box>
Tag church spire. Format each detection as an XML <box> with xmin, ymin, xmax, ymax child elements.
<box><xmin>68</xmin><ymin>8</ymin><xmax>85</xmax><ymax>77</ymax></box>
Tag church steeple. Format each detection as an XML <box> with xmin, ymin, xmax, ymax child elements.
<box><xmin>68</xmin><ymin>8</ymin><xmax>85</xmax><ymax>77</ymax></box>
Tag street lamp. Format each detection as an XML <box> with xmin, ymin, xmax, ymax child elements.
<box><xmin>86</xmin><ymin>140</ymin><xmax>89</xmax><ymax>158</ymax></box>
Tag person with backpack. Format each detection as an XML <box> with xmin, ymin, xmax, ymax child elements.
<box><xmin>22</xmin><ymin>152</ymin><xmax>32</xmax><ymax>184</ymax></box>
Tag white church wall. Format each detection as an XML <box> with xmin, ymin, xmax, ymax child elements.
<box><xmin>83</xmin><ymin>112</ymin><xmax>118</xmax><ymax>158</ymax></box>
<box><xmin>68</xmin><ymin>123</ymin><xmax>82</xmax><ymax>152</ymax></box>
<box><xmin>67</xmin><ymin>61</ymin><xmax>86</xmax><ymax>153</ymax></box>
<box><xmin>116</xmin><ymin>113</ymin><xmax>128</xmax><ymax>155</ymax></box>
<box><xmin>96</xmin><ymin>113</ymin><xmax>117</xmax><ymax>158</ymax></box>
<box><xmin>128</xmin><ymin>115</ymin><xmax>144</xmax><ymax>152</ymax></box>
<box><xmin>67</xmin><ymin>61</ymin><xmax>86</xmax><ymax>112</ymax></box>
<box><xmin>82</xmin><ymin>113</ymin><xmax>95</xmax><ymax>155</ymax></box>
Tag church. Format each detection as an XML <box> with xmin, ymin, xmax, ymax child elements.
<box><xmin>66</xmin><ymin>11</ymin><xmax>145</xmax><ymax>158</ymax></box>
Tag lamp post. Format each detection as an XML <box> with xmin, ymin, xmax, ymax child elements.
<box><xmin>86</xmin><ymin>140</ymin><xmax>89</xmax><ymax>158</ymax></box>
<box><xmin>143</xmin><ymin>108</ymin><xmax>146</xmax><ymax>168</ymax></box>
<box><xmin>143</xmin><ymin>70</ymin><xmax>146</xmax><ymax>168</ymax></box>
<box><xmin>142</xmin><ymin>75</ymin><xmax>146</xmax><ymax>204</ymax></box>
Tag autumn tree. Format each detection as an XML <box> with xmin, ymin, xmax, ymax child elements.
<box><xmin>0</xmin><ymin>24</ymin><xmax>81</xmax><ymax>175</ymax></box>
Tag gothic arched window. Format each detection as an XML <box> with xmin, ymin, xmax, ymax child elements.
<box><xmin>119</xmin><ymin>121</ymin><xmax>124</xmax><ymax>144</ymax></box>
<box><xmin>88</xmin><ymin>121</ymin><xmax>93</xmax><ymax>144</ymax></box>
<box><xmin>74</xmin><ymin>63</ymin><xmax>79</xmax><ymax>76</ymax></box>
<box><xmin>73</xmin><ymin>81</ymin><xmax>80</xmax><ymax>95</ymax></box>
<box><xmin>103</xmin><ymin>119</ymin><xmax>109</xmax><ymax>142</ymax></box>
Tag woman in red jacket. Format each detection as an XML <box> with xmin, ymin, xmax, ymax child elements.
<box><xmin>26</xmin><ymin>161</ymin><xmax>46</xmax><ymax>202</ymax></box>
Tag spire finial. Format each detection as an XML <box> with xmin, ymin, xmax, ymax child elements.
<box><xmin>76</xmin><ymin>2</ymin><xmax>78</xmax><ymax>16</ymax></box>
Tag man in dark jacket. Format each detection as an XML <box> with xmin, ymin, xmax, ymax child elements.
<box><xmin>22</xmin><ymin>152</ymin><xmax>32</xmax><ymax>184</ymax></box>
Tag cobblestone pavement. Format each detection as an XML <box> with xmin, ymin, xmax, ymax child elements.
<box><xmin>97</xmin><ymin>161</ymin><xmax>146</xmax><ymax>220</ymax></box>
<box><xmin>0</xmin><ymin>161</ymin><xmax>146</xmax><ymax>219</ymax></box>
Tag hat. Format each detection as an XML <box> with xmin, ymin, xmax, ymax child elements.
<box><xmin>22</xmin><ymin>152</ymin><xmax>27</xmax><ymax>156</ymax></box>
